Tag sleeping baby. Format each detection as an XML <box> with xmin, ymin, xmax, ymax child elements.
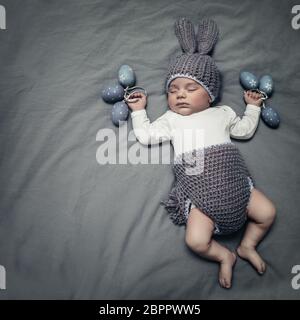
<box><xmin>126</xmin><ymin>17</ymin><xmax>276</xmax><ymax>289</ymax></box>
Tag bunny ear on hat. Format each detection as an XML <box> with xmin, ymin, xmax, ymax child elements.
<box><xmin>174</xmin><ymin>17</ymin><xmax>197</xmax><ymax>54</ymax></box>
<box><xmin>196</xmin><ymin>18</ymin><xmax>219</xmax><ymax>55</ymax></box>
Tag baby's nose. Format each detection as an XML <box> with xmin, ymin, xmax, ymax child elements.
<box><xmin>177</xmin><ymin>90</ymin><xmax>187</xmax><ymax>98</ymax></box>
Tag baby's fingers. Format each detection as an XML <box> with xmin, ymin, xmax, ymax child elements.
<box><xmin>254</xmin><ymin>93</ymin><xmax>263</xmax><ymax>100</ymax></box>
<box><xmin>135</xmin><ymin>91</ymin><xmax>146</xmax><ymax>97</ymax></box>
<box><xmin>126</xmin><ymin>98</ymin><xmax>139</xmax><ymax>103</ymax></box>
<box><xmin>245</xmin><ymin>91</ymin><xmax>262</xmax><ymax>100</ymax></box>
<box><xmin>129</xmin><ymin>92</ymin><xmax>140</xmax><ymax>99</ymax></box>
<box><xmin>252</xmin><ymin>92</ymin><xmax>261</xmax><ymax>99</ymax></box>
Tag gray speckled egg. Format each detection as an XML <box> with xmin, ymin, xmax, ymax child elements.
<box><xmin>101</xmin><ymin>82</ymin><xmax>125</xmax><ymax>104</ymax></box>
<box><xmin>111</xmin><ymin>101</ymin><xmax>129</xmax><ymax>126</ymax></box>
<box><xmin>261</xmin><ymin>105</ymin><xmax>280</xmax><ymax>128</ymax></box>
<box><xmin>118</xmin><ymin>65</ymin><xmax>136</xmax><ymax>88</ymax></box>
<box><xmin>259</xmin><ymin>75</ymin><xmax>273</xmax><ymax>96</ymax></box>
<box><xmin>240</xmin><ymin>71</ymin><xmax>259</xmax><ymax>90</ymax></box>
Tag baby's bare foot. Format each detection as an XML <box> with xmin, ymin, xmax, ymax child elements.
<box><xmin>219</xmin><ymin>251</ymin><xmax>237</xmax><ymax>289</ymax></box>
<box><xmin>237</xmin><ymin>245</ymin><xmax>266</xmax><ymax>274</ymax></box>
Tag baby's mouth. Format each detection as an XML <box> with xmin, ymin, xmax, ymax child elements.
<box><xmin>176</xmin><ymin>102</ymin><xmax>189</xmax><ymax>107</ymax></box>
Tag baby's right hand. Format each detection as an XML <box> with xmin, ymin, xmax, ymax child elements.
<box><xmin>244</xmin><ymin>90</ymin><xmax>263</xmax><ymax>107</ymax></box>
<box><xmin>126</xmin><ymin>92</ymin><xmax>147</xmax><ymax>111</ymax></box>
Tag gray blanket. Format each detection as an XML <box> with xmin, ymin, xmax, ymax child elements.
<box><xmin>0</xmin><ymin>0</ymin><xmax>300</xmax><ymax>299</ymax></box>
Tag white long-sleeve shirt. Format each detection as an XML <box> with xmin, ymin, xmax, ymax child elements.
<box><xmin>130</xmin><ymin>104</ymin><xmax>261</xmax><ymax>157</ymax></box>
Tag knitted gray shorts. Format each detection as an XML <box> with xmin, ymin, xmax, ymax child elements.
<box><xmin>186</xmin><ymin>176</ymin><xmax>254</xmax><ymax>234</ymax></box>
<box><xmin>161</xmin><ymin>143</ymin><xmax>254</xmax><ymax>235</ymax></box>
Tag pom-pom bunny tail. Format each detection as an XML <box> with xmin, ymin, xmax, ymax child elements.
<box><xmin>174</xmin><ymin>17</ymin><xmax>197</xmax><ymax>54</ymax></box>
<box><xmin>197</xmin><ymin>18</ymin><xmax>219</xmax><ymax>55</ymax></box>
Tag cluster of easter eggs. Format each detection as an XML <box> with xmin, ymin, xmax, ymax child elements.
<box><xmin>101</xmin><ymin>65</ymin><xmax>136</xmax><ymax>126</ymax></box>
<box><xmin>240</xmin><ymin>71</ymin><xmax>280</xmax><ymax>128</ymax></box>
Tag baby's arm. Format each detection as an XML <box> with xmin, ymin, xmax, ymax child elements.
<box><xmin>127</xmin><ymin>92</ymin><xmax>172</xmax><ymax>145</ymax></box>
<box><xmin>225</xmin><ymin>91</ymin><xmax>263</xmax><ymax>139</ymax></box>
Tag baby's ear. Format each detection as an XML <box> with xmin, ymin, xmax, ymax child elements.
<box><xmin>174</xmin><ymin>17</ymin><xmax>197</xmax><ymax>54</ymax></box>
<box><xmin>196</xmin><ymin>18</ymin><xmax>219</xmax><ymax>55</ymax></box>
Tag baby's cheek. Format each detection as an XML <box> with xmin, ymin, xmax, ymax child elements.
<box><xmin>167</xmin><ymin>96</ymin><xmax>174</xmax><ymax>107</ymax></box>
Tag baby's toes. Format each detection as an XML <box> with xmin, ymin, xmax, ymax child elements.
<box><xmin>253</xmin><ymin>256</ymin><xmax>266</xmax><ymax>274</ymax></box>
<box><xmin>219</xmin><ymin>271</ymin><xmax>232</xmax><ymax>289</ymax></box>
<box><xmin>219</xmin><ymin>278</ymin><xmax>224</xmax><ymax>288</ymax></box>
<box><xmin>259</xmin><ymin>261</ymin><xmax>266</xmax><ymax>274</ymax></box>
<box><xmin>219</xmin><ymin>278</ymin><xmax>227</xmax><ymax>289</ymax></box>
<box><xmin>223</xmin><ymin>278</ymin><xmax>231</xmax><ymax>289</ymax></box>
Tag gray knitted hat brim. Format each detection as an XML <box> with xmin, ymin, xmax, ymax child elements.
<box><xmin>166</xmin><ymin>73</ymin><xmax>215</xmax><ymax>102</ymax></box>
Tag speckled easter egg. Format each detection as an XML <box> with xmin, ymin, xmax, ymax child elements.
<box><xmin>261</xmin><ymin>105</ymin><xmax>280</xmax><ymax>128</ymax></box>
<box><xmin>111</xmin><ymin>101</ymin><xmax>129</xmax><ymax>126</ymax></box>
<box><xmin>259</xmin><ymin>75</ymin><xmax>273</xmax><ymax>96</ymax></box>
<box><xmin>101</xmin><ymin>82</ymin><xmax>125</xmax><ymax>104</ymax></box>
<box><xmin>118</xmin><ymin>65</ymin><xmax>136</xmax><ymax>88</ymax></box>
<box><xmin>240</xmin><ymin>71</ymin><xmax>259</xmax><ymax>90</ymax></box>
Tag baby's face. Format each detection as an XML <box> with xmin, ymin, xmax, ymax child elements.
<box><xmin>167</xmin><ymin>77</ymin><xmax>211</xmax><ymax>116</ymax></box>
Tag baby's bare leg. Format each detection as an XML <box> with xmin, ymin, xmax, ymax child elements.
<box><xmin>185</xmin><ymin>208</ymin><xmax>236</xmax><ymax>289</ymax></box>
<box><xmin>237</xmin><ymin>188</ymin><xmax>276</xmax><ymax>274</ymax></box>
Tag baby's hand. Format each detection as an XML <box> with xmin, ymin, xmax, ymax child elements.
<box><xmin>244</xmin><ymin>90</ymin><xmax>263</xmax><ymax>107</ymax></box>
<box><xmin>126</xmin><ymin>92</ymin><xmax>147</xmax><ymax>111</ymax></box>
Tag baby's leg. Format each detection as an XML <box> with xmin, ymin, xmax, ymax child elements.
<box><xmin>185</xmin><ymin>207</ymin><xmax>236</xmax><ymax>289</ymax></box>
<box><xmin>237</xmin><ymin>188</ymin><xmax>276</xmax><ymax>274</ymax></box>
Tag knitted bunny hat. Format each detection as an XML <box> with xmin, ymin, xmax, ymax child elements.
<box><xmin>165</xmin><ymin>17</ymin><xmax>220</xmax><ymax>102</ymax></box>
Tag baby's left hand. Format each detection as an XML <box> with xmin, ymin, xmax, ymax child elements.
<box><xmin>244</xmin><ymin>90</ymin><xmax>263</xmax><ymax>107</ymax></box>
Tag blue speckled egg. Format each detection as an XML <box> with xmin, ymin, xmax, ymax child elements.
<box><xmin>101</xmin><ymin>82</ymin><xmax>125</xmax><ymax>104</ymax></box>
<box><xmin>261</xmin><ymin>105</ymin><xmax>280</xmax><ymax>128</ymax></box>
<box><xmin>259</xmin><ymin>75</ymin><xmax>273</xmax><ymax>96</ymax></box>
<box><xmin>118</xmin><ymin>65</ymin><xmax>136</xmax><ymax>88</ymax></box>
<box><xmin>111</xmin><ymin>101</ymin><xmax>129</xmax><ymax>126</ymax></box>
<box><xmin>240</xmin><ymin>71</ymin><xmax>259</xmax><ymax>90</ymax></box>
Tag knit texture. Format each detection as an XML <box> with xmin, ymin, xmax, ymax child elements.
<box><xmin>161</xmin><ymin>143</ymin><xmax>253</xmax><ymax>235</ymax></box>
<box><xmin>165</xmin><ymin>17</ymin><xmax>220</xmax><ymax>102</ymax></box>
